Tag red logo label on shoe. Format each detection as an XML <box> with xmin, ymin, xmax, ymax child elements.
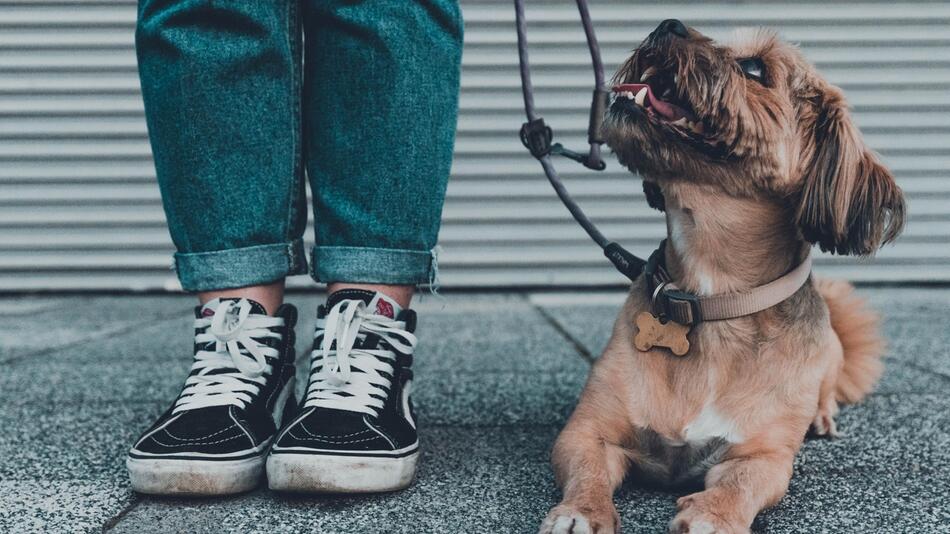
<box><xmin>375</xmin><ymin>299</ymin><xmax>395</xmax><ymax>319</ymax></box>
<box><xmin>201</xmin><ymin>308</ymin><xmax>215</xmax><ymax>317</ymax></box>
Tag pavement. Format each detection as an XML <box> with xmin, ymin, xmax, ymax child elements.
<box><xmin>0</xmin><ymin>289</ymin><xmax>947</xmax><ymax>534</ymax></box>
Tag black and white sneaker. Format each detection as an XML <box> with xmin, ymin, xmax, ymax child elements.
<box><xmin>127</xmin><ymin>298</ymin><xmax>298</xmax><ymax>495</ymax></box>
<box><xmin>267</xmin><ymin>290</ymin><xmax>419</xmax><ymax>493</ymax></box>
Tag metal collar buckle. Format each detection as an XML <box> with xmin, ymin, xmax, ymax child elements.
<box><xmin>644</xmin><ymin>240</ymin><xmax>700</xmax><ymax>326</ymax></box>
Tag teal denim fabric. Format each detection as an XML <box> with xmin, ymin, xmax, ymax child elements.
<box><xmin>136</xmin><ymin>0</ymin><xmax>462</xmax><ymax>291</ymax></box>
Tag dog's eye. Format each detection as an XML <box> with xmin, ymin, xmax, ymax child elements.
<box><xmin>738</xmin><ymin>58</ymin><xmax>765</xmax><ymax>82</ymax></box>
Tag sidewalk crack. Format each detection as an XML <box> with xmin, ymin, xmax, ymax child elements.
<box><xmin>527</xmin><ymin>297</ymin><xmax>595</xmax><ymax>364</ymax></box>
<box><xmin>101</xmin><ymin>494</ymin><xmax>141</xmax><ymax>532</ymax></box>
<box><xmin>0</xmin><ymin>310</ymin><xmax>188</xmax><ymax>365</ymax></box>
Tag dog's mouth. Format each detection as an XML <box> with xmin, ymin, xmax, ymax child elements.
<box><xmin>610</xmin><ymin>64</ymin><xmax>735</xmax><ymax>160</ymax></box>
<box><xmin>612</xmin><ymin>64</ymin><xmax>705</xmax><ymax>137</ymax></box>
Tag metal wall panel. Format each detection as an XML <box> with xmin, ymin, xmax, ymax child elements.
<box><xmin>1</xmin><ymin>0</ymin><xmax>948</xmax><ymax>290</ymax></box>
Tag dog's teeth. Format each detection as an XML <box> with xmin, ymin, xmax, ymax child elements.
<box><xmin>673</xmin><ymin>74</ymin><xmax>679</xmax><ymax>85</ymax></box>
<box><xmin>634</xmin><ymin>87</ymin><xmax>648</xmax><ymax>106</ymax></box>
<box><xmin>640</xmin><ymin>66</ymin><xmax>657</xmax><ymax>82</ymax></box>
<box><xmin>672</xmin><ymin>118</ymin><xmax>688</xmax><ymax>127</ymax></box>
<box><xmin>624</xmin><ymin>91</ymin><xmax>634</xmax><ymax>99</ymax></box>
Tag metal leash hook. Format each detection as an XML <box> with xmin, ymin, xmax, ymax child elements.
<box><xmin>515</xmin><ymin>0</ymin><xmax>646</xmax><ymax>281</ymax></box>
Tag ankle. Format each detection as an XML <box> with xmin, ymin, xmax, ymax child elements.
<box><xmin>198</xmin><ymin>279</ymin><xmax>285</xmax><ymax>315</ymax></box>
<box><xmin>326</xmin><ymin>282</ymin><xmax>414</xmax><ymax>309</ymax></box>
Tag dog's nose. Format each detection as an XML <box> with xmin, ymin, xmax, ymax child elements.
<box><xmin>657</xmin><ymin>19</ymin><xmax>688</xmax><ymax>38</ymax></box>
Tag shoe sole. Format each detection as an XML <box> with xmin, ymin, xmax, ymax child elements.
<box><xmin>126</xmin><ymin>379</ymin><xmax>296</xmax><ymax>496</ymax></box>
<box><xmin>127</xmin><ymin>455</ymin><xmax>264</xmax><ymax>496</ymax></box>
<box><xmin>266</xmin><ymin>451</ymin><xmax>419</xmax><ymax>493</ymax></box>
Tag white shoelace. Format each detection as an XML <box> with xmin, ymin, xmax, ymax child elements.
<box><xmin>304</xmin><ymin>299</ymin><xmax>417</xmax><ymax>417</ymax></box>
<box><xmin>173</xmin><ymin>298</ymin><xmax>284</xmax><ymax>414</ymax></box>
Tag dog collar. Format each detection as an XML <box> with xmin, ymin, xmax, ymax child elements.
<box><xmin>643</xmin><ymin>240</ymin><xmax>813</xmax><ymax>326</ymax></box>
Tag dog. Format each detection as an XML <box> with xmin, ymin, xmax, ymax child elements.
<box><xmin>539</xmin><ymin>19</ymin><xmax>905</xmax><ymax>534</ymax></box>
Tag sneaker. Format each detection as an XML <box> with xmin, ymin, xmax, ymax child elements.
<box><xmin>126</xmin><ymin>298</ymin><xmax>298</xmax><ymax>495</ymax></box>
<box><xmin>267</xmin><ymin>290</ymin><xmax>419</xmax><ymax>493</ymax></box>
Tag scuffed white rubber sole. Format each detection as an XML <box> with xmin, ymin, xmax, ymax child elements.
<box><xmin>266</xmin><ymin>451</ymin><xmax>419</xmax><ymax>493</ymax></box>
<box><xmin>127</xmin><ymin>455</ymin><xmax>264</xmax><ymax>496</ymax></box>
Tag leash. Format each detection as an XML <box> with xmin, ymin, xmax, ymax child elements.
<box><xmin>513</xmin><ymin>2</ymin><xmax>812</xmax><ymax>336</ymax></box>
<box><xmin>514</xmin><ymin>0</ymin><xmax>647</xmax><ymax>282</ymax></box>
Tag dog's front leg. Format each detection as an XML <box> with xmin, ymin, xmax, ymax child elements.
<box><xmin>539</xmin><ymin>424</ymin><xmax>629</xmax><ymax>534</ymax></box>
<box><xmin>540</xmin><ymin>367</ymin><xmax>636</xmax><ymax>534</ymax></box>
<box><xmin>669</xmin><ymin>447</ymin><xmax>796</xmax><ymax>534</ymax></box>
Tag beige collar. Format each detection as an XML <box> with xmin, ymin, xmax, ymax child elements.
<box><xmin>644</xmin><ymin>240</ymin><xmax>813</xmax><ymax>325</ymax></box>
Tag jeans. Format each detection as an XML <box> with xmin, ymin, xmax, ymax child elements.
<box><xmin>136</xmin><ymin>0</ymin><xmax>463</xmax><ymax>291</ymax></box>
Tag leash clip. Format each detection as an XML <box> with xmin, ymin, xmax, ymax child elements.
<box><xmin>519</xmin><ymin>118</ymin><xmax>607</xmax><ymax>171</ymax></box>
<box><xmin>551</xmin><ymin>143</ymin><xmax>607</xmax><ymax>171</ymax></box>
<box><xmin>603</xmin><ymin>242</ymin><xmax>646</xmax><ymax>281</ymax></box>
<box><xmin>520</xmin><ymin>117</ymin><xmax>607</xmax><ymax>171</ymax></box>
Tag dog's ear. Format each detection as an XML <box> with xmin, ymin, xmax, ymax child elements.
<box><xmin>795</xmin><ymin>86</ymin><xmax>905</xmax><ymax>256</ymax></box>
<box><xmin>642</xmin><ymin>180</ymin><xmax>666</xmax><ymax>212</ymax></box>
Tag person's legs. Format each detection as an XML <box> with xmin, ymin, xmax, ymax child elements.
<box><xmin>137</xmin><ymin>0</ymin><xmax>308</xmax><ymax>298</ymax></box>
<box><xmin>267</xmin><ymin>0</ymin><xmax>462</xmax><ymax>493</ymax></box>
<box><xmin>302</xmin><ymin>0</ymin><xmax>463</xmax><ymax>295</ymax></box>
<box><xmin>128</xmin><ymin>0</ymin><xmax>303</xmax><ymax>495</ymax></box>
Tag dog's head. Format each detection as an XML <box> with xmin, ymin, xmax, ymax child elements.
<box><xmin>604</xmin><ymin>20</ymin><xmax>904</xmax><ymax>255</ymax></box>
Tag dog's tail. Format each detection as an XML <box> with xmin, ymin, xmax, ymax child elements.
<box><xmin>815</xmin><ymin>278</ymin><xmax>885</xmax><ymax>404</ymax></box>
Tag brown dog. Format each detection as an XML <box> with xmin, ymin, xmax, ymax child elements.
<box><xmin>539</xmin><ymin>20</ymin><xmax>905</xmax><ymax>534</ymax></box>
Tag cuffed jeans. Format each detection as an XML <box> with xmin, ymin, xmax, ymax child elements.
<box><xmin>136</xmin><ymin>0</ymin><xmax>462</xmax><ymax>291</ymax></box>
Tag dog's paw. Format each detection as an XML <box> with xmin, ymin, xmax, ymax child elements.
<box><xmin>809</xmin><ymin>411</ymin><xmax>842</xmax><ymax>438</ymax></box>
<box><xmin>539</xmin><ymin>503</ymin><xmax>618</xmax><ymax>534</ymax></box>
<box><xmin>668</xmin><ymin>495</ymin><xmax>747</xmax><ymax>534</ymax></box>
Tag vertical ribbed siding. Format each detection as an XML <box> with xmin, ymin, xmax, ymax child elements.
<box><xmin>1</xmin><ymin>1</ymin><xmax>948</xmax><ymax>290</ymax></box>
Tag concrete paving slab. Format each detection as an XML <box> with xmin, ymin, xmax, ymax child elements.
<box><xmin>0</xmin><ymin>402</ymin><xmax>163</xmax><ymax>481</ymax></box>
<box><xmin>414</xmin><ymin>370</ymin><xmax>585</xmax><ymax>426</ymax></box>
<box><xmin>754</xmin><ymin>467</ymin><xmax>949</xmax><ymax>534</ymax></box>
<box><xmin>862</xmin><ymin>287</ymin><xmax>950</xmax><ymax>312</ymax></box>
<box><xmin>416</xmin><ymin>307</ymin><xmax>589</xmax><ymax>373</ymax></box>
<box><xmin>796</xmin><ymin>394</ymin><xmax>950</xmax><ymax>476</ymax></box>
<box><xmin>877</xmin><ymin>358</ymin><xmax>950</xmax><ymax>394</ymax></box>
<box><xmin>0</xmin><ymin>480</ymin><xmax>133</xmax><ymax>534</ymax></box>
<box><xmin>0</xmin><ymin>298</ymin><xmax>68</xmax><ymax>316</ymax></box>
<box><xmin>538</xmin><ymin>306</ymin><xmax>619</xmax><ymax>359</ymax></box>
<box><xmin>0</xmin><ymin>357</ymin><xmax>188</xmax><ymax>406</ymax></box>
<box><xmin>880</xmin><ymin>318</ymin><xmax>950</xmax><ymax>378</ymax></box>
<box><xmin>0</xmin><ymin>295</ymin><xmax>192</xmax><ymax>363</ymax></box>
<box><xmin>0</xmin><ymin>319</ymin><xmax>192</xmax><ymax>405</ymax></box>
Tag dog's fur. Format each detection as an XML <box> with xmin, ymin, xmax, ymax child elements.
<box><xmin>539</xmin><ymin>22</ymin><xmax>904</xmax><ymax>534</ymax></box>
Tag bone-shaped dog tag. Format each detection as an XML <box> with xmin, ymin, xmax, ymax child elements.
<box><xmin>634</xmin><ymin>311</ymin><xmax>690</xmax><ymax>356</ymax></box>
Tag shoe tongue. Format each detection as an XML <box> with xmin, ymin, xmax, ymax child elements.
<box><xmin>198</xmin><ymin>297</ymin><xmax>268</xmax><ymax>318</ymax></box>
<box><xmin>326</xmin><ymin>290</ymin><xmax>403</xmax><ymax>319</ymax></box>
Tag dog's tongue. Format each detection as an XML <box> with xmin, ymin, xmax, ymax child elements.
<box><xmin>614</xmin><ymin>83</ymin><xmax>693</xmax><ymax>122</ymax></box>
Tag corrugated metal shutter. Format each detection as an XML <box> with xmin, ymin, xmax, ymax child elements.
<box><xmin>1</xmin><ymin>0</ymin><xmax>948</xmax><ymax>291</ymax></box>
